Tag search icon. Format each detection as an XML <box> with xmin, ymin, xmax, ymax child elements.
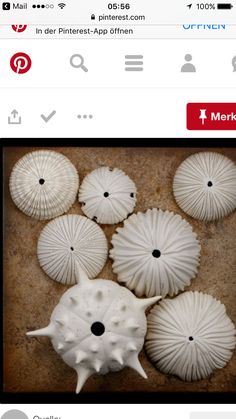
<box><xmin>232</xmin><ymin>56</ymin><xmax>236</xmax><ymax>72</ymax></box>
<box><xmin>70</xmin><ymin>54</ymin><xmax>88</xmax><ymax>72</ymax></box>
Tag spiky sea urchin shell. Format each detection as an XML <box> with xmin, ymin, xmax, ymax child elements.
<box><xmin>145</xmin><ymin>291</ymin><xmax>236</xmax><ymax>382</ymax></box>
<box><xmin>173</xmin><ymin>152</ymin><xmax>236</xmax><ymax>221</ymax></box>
<box><xmin>78</xmin><ymin>167</ymin><xmax>137</xmax><ymax>224</ymax></box>
<box><xmin>27</xmin><ymin>266</ymin><xmax>161</xmax><ymax>393</ymax></box>
<box><xmin>9</xmin><ymin>150</ymin><xmax>79</xmax><ymax>220</ymax></box>
<box><xmin>37</xmin><ymin>215</ymin><xmax>108</xmax><ymax>285</ymax></box>
<box><xmin>110</xmin><ymin>209</ymin><xmax>200</xmax><ymax>298</ymax></box>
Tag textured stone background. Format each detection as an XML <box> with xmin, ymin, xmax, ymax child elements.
<box><xmin>3</xmin><ymin>146</ymin><xmax>236</xmax><ymax>393</ymax></box>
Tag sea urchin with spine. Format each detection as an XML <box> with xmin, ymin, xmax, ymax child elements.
<box><xmin>26</xmin><ymin>265</ymin><xmax>161</xmax><ymax>393</ymax></box>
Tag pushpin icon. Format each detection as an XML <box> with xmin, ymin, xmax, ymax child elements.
<box><xmin>232</xmin><ymin>56</ymin><xmax>236</xmax><ymax>72</ymax></box>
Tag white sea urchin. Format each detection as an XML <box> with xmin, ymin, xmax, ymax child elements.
<box><xmin>27</xmin><ymin>266</ymin><xmax>161</xmax><ymax>393</ymax></box>
<box><xmin>145</xmin><ymin>291</ymin><xmax>236</xmax><ymax>381</ymax></box>
<box><xmin>9</xmin><ymin>150</ymin><xmax>79</xmax><ymax>220</ymax></box>
<box><xmin>37</xmin><ymin>214</ymin><xmax>108</xmax><ymax>285</ymax></box>
<box><xmin>173</xmin><ymin>152</ymin><xmax>236</xmax><ymax>221</ymax></box>
<box><xmin>110</xmin><ymin>209</ymin><xmax>201</xmax><ymax>298</ymax></box>
<box><xmin>79</xmin><ymin>167</ymin><xmax>137</xmax><ymax>224</ymax></box>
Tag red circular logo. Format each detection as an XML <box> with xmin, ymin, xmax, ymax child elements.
<box><xmin>12</xmin><ymin>25</ymin><xmax>27</xmax><ymax>32</ymax></box>
<box><xmin>10</xmin><ymin>52</ymin><xmax>32</xmax><ymax>74</ymax></box>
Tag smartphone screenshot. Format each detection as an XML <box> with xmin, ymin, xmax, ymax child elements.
<box><xmin>0</xmin><ymin>1</ymin><xmax>236</xmax><ymax>419</ymax></box>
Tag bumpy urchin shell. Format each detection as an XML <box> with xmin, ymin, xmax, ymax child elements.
<box><xmin>27</xmin><ymin>266</ymin><xmax>161</xmax><ymax>393</ymax></box>
<box><xmin>78</xmin><ymin>167</ymin><xmax>137</xmax><ymax>224</ymax></box>
<box><xmin>145</xmin><ymin>291</ymin><xmax>236</xmax><ymax>381</ymax></box>
<box><xmin>37</xmin><ymin>214</ymin><xmax>108</xmax><ymax>285</ymax></box>
<box><xmin>173</xmin><ymin>152</ymin><xmax>236</xmax><ymax>221</ymax></box>
<box><xmin>110</xmin><ymin>208</ymin><xmax>201</xmax><ymax>298</ymax></box>
<box><xmin>9</xmin><ymin>150</ymin><xmax>79</xmax><ymax>220</ymax></box>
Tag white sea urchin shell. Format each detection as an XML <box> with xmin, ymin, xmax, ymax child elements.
<box><xmin>37</xmin><ymin>215</ymin><xmax>108</xmax><ymax>285</ymax></box>
<box><xmin>145</xmin><ymin>291</ymin><xmax>236</xmax><ymax>382</ymax></box>
<box><xmin>9</xmin><ymin>150</ymin><xmax>79</xmax><ymax>220</ymax></box>
<box><xmin>27</xmin><ymin>266</ymin><xmax>161</xmax><ymax>393</ymax></box>
<box><xmin>173</xmin><ymin>152</ymin><xmax>236</xmax><ymax>221</ymax></box>
<box><xmin>79</xmin><ymin>167</ymin><xmax>137</xmax><ymax>224</ymax></box>
<box><xmin>110</xmin><ymin>209</ymin><xmax>200</xmax><ymax>298</ymax></box>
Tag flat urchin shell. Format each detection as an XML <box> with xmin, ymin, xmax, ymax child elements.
<box><xmin>78</xmin><ymin>166</ymin><xmax>137</xmax><ymax>224</ymax></box>
<box><xmin>9</xmin><ymin>150</ymin><xmax>79</xmax><ymax>220</ymax></box>
<box><xmin>27</xmin><ymin>266</ymin><xmax>161</xmax><ymax>393</ymax></box>
<box><xmin>37</xmin><ymin>214</ymin><xmax>108</xmax><ymax>284</ymax></box>
<box><xmin>145</xmin><ymin>291</ymin><xmax>236</xmax><ymax>381</ymax></box>
<box><xmin>110</xmin><ymin>208</ymin><xmax>201</xmax><ymax>298</ymax></box>
<box><xmin>173</xmin><ymin>152</ymin><xmax>236</xmax><ymax>221</ymax></box>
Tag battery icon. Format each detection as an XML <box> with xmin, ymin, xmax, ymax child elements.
<box><xmin>217</xmin><ymin>3</ymin><xmax>233</xmax><ymax>8</ymax></box>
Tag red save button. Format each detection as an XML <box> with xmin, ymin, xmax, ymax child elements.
<box><xmin>187</xmin><ymin>103</ymin><xmax>236</xmax><ymax>130</ymax></box>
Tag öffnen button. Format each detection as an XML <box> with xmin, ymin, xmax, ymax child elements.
<box><xmin>187</xmin><ymin>103</ymin><xmax>236</xmax><ymax>130</ymax></box>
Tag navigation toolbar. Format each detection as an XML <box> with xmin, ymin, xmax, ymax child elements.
<box><xmin>1</xmin><ymin>39</ymin><xmax>236</xmax><ymax>89</ymax></box>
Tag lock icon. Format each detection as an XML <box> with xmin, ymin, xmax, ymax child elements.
<box><xmin>91</xmin><ymin>14</ymin><xmax>95</xmax><ymax>20</ymax></box>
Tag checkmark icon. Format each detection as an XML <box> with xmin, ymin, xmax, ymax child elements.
<box><xmin>41</xmin><ymin>110</ymin><xmax>56</xmax><ymax>123</ymax></box>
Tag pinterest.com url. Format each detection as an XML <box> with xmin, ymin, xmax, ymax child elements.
<box><xmin>98</xmin><ymin>14</ymin><xmax>146</xmax><ymax>21</ymax></box>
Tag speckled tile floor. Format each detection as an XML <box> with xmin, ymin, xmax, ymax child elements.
<box><xmin>3</xmin><ymin>147</ymin><xmax>236</xmax><ymax>393</ymax></box>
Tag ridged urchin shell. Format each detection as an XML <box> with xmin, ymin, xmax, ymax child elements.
<box><xmin>27</xmin><ymin>266</ymin><xmax>161</xmax><ymax>393</ymax></box>
<box><xmin>173</xmin><ymin>152</ymin><xmax>236</xmax><ymax>221</ymax></box>
<box><xmin>110</xmin><ymin>209</ymin><xmax>201</xmax><ymax>298</ymax></box>
<box><xmin>37</xmin><ymin>214</ymin><xmax>108</xmax><ymax>285</ymax></box>
<box><xmin>78</xmin><ymin>167</ymin><xmax>137</xmax><ymax>224</ymax></box>
<box><xmin>9</xmin><ymin>150</ymin><xmax>79</xmax><ymax>220</ymax></box>
<box><xmin>145</xmin><ymin>291</ymin><xmax>236</xmax><ymax>381</ymax></box>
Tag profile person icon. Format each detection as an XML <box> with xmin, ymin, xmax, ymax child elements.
<box><xmin>181</xmin><ymin>54</ymin><xmax>196</xmax><ymax>72</ymax></box>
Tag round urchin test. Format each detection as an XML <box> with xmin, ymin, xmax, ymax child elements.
<box><xmin>26</xmin><ymin>266</ymin><xmax>161</xmax><ymax>393</ymax></box>
<box><xmin>145</xmin><ymin>291</ymin><xmax>236</xmax><ymax>382</ymax></box>
<box><xmin>173</xmin><ymin>151</ymin><xmax>236</xmax><ymax>221</ymax></box>
<box><xmin>37</xmin><ymin>214</ymin><xmax>108</xmax><ymax>285</ymax></box>
<box><xmin>78</xmin><ymin>166</ymin><xmax>137</xmax><ymax>224</ymax></box>
<box><xmin>110</xmin><ymin>208</ymin><xmax>201</xmax><ymax>298</ymax></box>
<box><xmin>9</xmin><ymin>150</ymin><xmax>79</xmax><ymax>220</ymax></box>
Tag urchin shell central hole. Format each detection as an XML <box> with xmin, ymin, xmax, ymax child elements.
<box><xmin>70</xmin><ymin>247</ymin><xmax>74</xmax><ymax>251</ymax></box>
<box><xmin>207</xmin><ymin>181</ymin><xmax>213</xmax><ymax>187</ymax></box>
<box><xmin>91</xmin><ymin>321</ymin><xmax>105</xmax><ymax>336</ymax></box>
<box><xmin>189</xmin><ymin>336</ymin><xmax>194</xmax><ymax>341</ymax></box>
<box><xmin>152</xmin><ymin>249</ymin><xmax>161</xmax><ymax>258</ymax></box>
<box><xmin>39</xmin><ymin>178</ymin><xmax>45</xmax><ymax>185</ymax></box>
<box><xmin>104</xmin><ymin>192</ymin><xmax>109</xmax><ymax>198</ymax></box>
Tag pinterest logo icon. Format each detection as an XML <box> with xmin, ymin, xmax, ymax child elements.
<box><xmin>10</xmin><ymin>52</ymin><xmax>32</xmax><ymax>74</ymax></box>
<box><xmin>12</xmin><ymin>25</ymin><xmax>27</xmax><ymax>33</ymax></box>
